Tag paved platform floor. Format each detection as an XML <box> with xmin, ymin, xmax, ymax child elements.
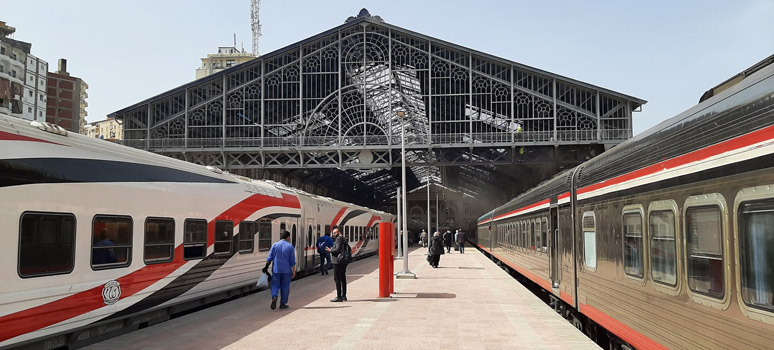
<box><xmin>85</xmin><ymin>246</ymin><xmax>599</xmax><ymax>350</ymax></box>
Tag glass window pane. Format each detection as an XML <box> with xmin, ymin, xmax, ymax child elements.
<box><xmin>650</xmin><ymin>210</ymin><xmax>677</xmax><ymax>286</ymax></box>
<box><xmin>214</xmin><ymin>220</ymin><xmax>233</xmax><ymax>255</ymax></box>
<box><xmin>686</xmin><ymin>206</ymin><xmax>724</xmax><ymax>299</ymax></box>
<box><xmin>239</xmin><ymin>222</ymin><xmax>255</xmax><ymax>253</ymax></box>
<box><xmin>19</xmin><ymin>213</ymin><xmax>76</xmax><ymax>277</ymax></box>
<box><xmin>584</xmin><ymin>231</ymin><xmax>597</xmax><ymax>269</ymax></box>
<box><xmin>739</xmin><ymin>200</ymin><xmax>774</xmax><ymax>312</ymax></box>
<box><xmin>623</xmin><ymin>212</ymin><xmax>644</xmax><ymax>278</ymax></box>
<box><xmin>258</xmin><ymin>220</ymin><xmax>272</xmax><ymax>252</ymax></box>
<box><xmin>92</xmin><ymin>216</ymin><xmax>132</xmax><ymax>268</ymax></box>
<box><xmin>145</xmin><ymin>218</ymin><xmax>174</xmax><ymax>263</ymax></box>
<box><xmin>184</xmin><ymin>219</ymin><xmax>207</xmax><ymax>260</ymax></box>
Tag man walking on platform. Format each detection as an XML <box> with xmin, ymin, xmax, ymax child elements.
<box><xmin>455</xmin><ymin>229</ymin><xmax>466</xmax><ymax>254</ymax></box>
<box><xmin>443</xmin><ymin>230</ymin><xmax>453</xmax><ymax>253</ymax></box>
<box><xmin>263</xmin><ymin>230</ymin><xmax>296</xmax><ymax>310</ymax></box>
<box><xmin>316</xmin><ymin>231</ymin><xmax>334</xmax><ymax>275</ymax></box>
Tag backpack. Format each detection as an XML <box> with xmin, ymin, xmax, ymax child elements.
<box><xmin>339</xmin><ymin>241</ymin><xmax>352</xmax><ymax>263</ymax></box>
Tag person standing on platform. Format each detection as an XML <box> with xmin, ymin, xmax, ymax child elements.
<box><xmin>443</xmin><ymin>229</ymin><xmax>453</xmax><ymax>254</ymax></box>
<box><xmin>327</xmin><ymin>228</ymin><xmax>349</xmax><ymax>302</ymax></box>
<box><xmin>316</xmin><ymin>231</ymin><xmax>334</xmax><ymax>275</ymax></box>
<box><xmin>420</xmin><ymin>229</ymin><xmax>428</xmax><ymax>247</ymax></box>
<box><xmin>429</xmin><ymin>232</ymin><xmax>445</xmax><ymax>268</ymax></box>
<box><xmin>455</xmin><ymin>229</ymin><xmax>466</xmax><ymax>254</ymax></box>
<box><xmin>262</xmin><ymin>230</ymin><xmax>296</xmax><ymax>310</ymax></box>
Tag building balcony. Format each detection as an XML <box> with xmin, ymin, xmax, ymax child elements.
<box><xmin>0</xmin><ymin>70</ymin><xmax>24</xmax><ymax>85</ymax></box>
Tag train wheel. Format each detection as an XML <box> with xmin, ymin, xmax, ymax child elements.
<box><xmin>571</xmin><ymin>315</ymin><xmax>583</xmax><ymax>331</ymax></box>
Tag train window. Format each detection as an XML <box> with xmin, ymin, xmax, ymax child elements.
<box><xmin>325</xmin><ymin>225</ymin><xmax>331</xmax><ymax>235</ymax></box>
<box><xmin>239</xmin><ymin>221</ymin><xmax>256</xmax><ymax>253</ymax></box>
<box><xmin>622</xmin><ymin>210</ymin><xmax>645</xmax><ymax>279</ymax></box>
<box><xmin>685</xmin><ymin>205</ymin><xmax>724</xmax><ymax>299</ymax></box>
<box><xmin>184</xmin><ymin>219</ymin><xmax>207</xmax><ymax>260</ymax></box>
<box><xmin>257</xmin><ymin>219</ymin><xmax>272</xmax><ymax>252</ymax></box>
<box><xmin>738</xmin><ymin>199</ymin><xmax>774</xmax><ymax>312</ymax></box>
<box><xmin>650</xmin><ymin>210</ymin><xmax>677</xmax><ymax>286</ymax></box>
<box><xmin>144</xmin><ymin>217</ymin><xmax>175</xmax><ymax>264</ymax></box>
<box><xmin>535</xmin><ymin>220</ymin><xmax>542</xmax><ymax>253</ymax></box>
<box><xmin>19</xmin><ymin>212</ymin><xmax>76</xmax><ymax>277</ymax></box>
<box><xmin>92</xmin><ymin>215</ymin><xmax>132</xmax><ymax>269</ymax></box>
<box><xmin>531</xmin><ymin>221</ymin><xmax>536</xmax><ymax>251</ymax></box>
<box><xmin>541</xmin><ymin>218</ymin><xmax>548</xmax><ymax>252</ymax></box>
<box><xmin>582</xmin><ymin>212</ymin><xmax>597</xmax><ymax>270</ymax></box>
<box><xmin>214</xmin><ymin>220</ymin><xmax>233</xmax><ymax>255</ymax></box>
<box><xmin>291</xmin><ymin>224</ymin><xmax>297</xmax><ymax>247</ymax></box>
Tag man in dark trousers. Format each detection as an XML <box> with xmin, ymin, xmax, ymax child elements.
<box><xmin>455</xmin><ymin>229</ymin><xmax>466</xmax><ymax>254</ymax></box>
<box><xmin>316</xmin><ymin>231</ymin><xmax>334</xmax><ymax>275</ymax></box>
<box><xmin>443</xmin><ymin>230</ymin><xmax>453</xmax><ymax>253</ymax></box>
<box><xmin>263</xmin><ymin>230</ymin><xmax>296</xmax><ymax>310</ymax></box>
<box><xmin>327</xmin><ymin>228</ymin><xmax>349</xmax><ymax>302</ymax></box>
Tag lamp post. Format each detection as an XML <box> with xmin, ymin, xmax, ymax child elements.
<box><xmin>396</xmin><ymin>110</ymin><xmax>415</xmax><ymax>279</ymax></box>
<box><xmin>396</xmin><ymin>187</ymin><xmax>403</xmax><ymax>259</ymax></box>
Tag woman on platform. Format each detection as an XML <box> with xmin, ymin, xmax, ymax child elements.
<box><xmin>428</xmin><ymin>232</ymin><xmax>445</xmax><ymax>268</ymax></box>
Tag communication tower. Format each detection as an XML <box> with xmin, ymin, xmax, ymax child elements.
<box><xmin>251</xmin><ymin>0</ymin><xmax>261</xmax><ymax>56</ymax></box>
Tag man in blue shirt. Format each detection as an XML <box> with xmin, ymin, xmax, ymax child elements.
<box><xmin>262</xmin><ymin>230</ymin><xmax>296</xmax><ymax>310</ymax></box>
<box><xmin>316</xmin><ymin>231</ymin><xmax>334</xmax><ymax>275</ymax></box>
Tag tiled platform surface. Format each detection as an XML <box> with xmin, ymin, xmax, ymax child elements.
<box><xmin>85</xmin><ymin>247</ymin><xmax>599</xmax><ymax>350</ymax></box>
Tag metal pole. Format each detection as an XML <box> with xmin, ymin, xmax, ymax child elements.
<box><xmin>397</xmin><ymin>112</ymin><xmax>415</xmax><ymax>279</ymax></box>
<box><xmin>396</xmin><ymin>187</ymin><xmax>403</xmax><ymax>259</ymax></box>
<box><xmin>435</xmin><ymin>192</ymin><xmax>439</xmax><ymax>235</ymax></box>
<box><xmin>426</xmin><ymin>178</ymin><xmax>430</xmax><ymax>251</ymax></box>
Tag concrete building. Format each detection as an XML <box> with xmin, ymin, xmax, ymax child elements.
<box><xmin>22</xmin><ymin>53</ymin><xmax>47</xmax><ymax>122</ymax></box>
<box><xmin>0</xmin><ymin>21</ymin><xmax>47</xmax><ymax>122</ymax></box>
<box><xmin>0</xmin><ymin>21</ymin><xmax>29</xmax><ymax>118</ymax></box>
<box><xmin>46</xmin><ymin>59</ymin><xmax>88</xmax><ymax>133</ymax></box>
<box><xmin>84</xmin><ymin>117</ymin><xmax>122</xmax><ymax>141</ymax></box>
<box><xmin>195</xmin><ymin>46</ymin><xmax>254</xmax><ymax>79</ymax></box>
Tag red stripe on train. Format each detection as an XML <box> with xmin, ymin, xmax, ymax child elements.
<box><xmin>331</xmin><ymin>207</ymin><xmax>347</xmax><ymax>228</ymax></box>
<box><xmin>0</xmin><ymin>193</ymin><xmax>300</xmax><ymax>343</ymax></box>
<box><xmin>478</xmin><ymin>199</ymin><xmax>550</xmax><ymax>225</ymax></box>
<box><xmin>578</xmin><ymin>125</ymin><xmax>774</xmax><ymax>196</ymax></box>
<box><xmin>0</xmin><ymin>130</ymin><xmax>60</xmax><ymax>145</ymax></box>
<box><xmin>207</xmin><ymin>193</ymin><xmax>300</xmax><ymax>246</ymax></box>
<box><xmin>580</xmin><ymin>303</ymin><xmax>668</xmax><ymax>350</ymax></box>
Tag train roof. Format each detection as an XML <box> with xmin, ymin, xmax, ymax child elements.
<box><xmin>0</xmin><ymin>114</ymin><xmax>391</xmax><ymax>217</ymax></box>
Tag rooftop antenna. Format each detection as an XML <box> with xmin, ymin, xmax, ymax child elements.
<box><xmin>251</xmin><ymin>0</ymin><xmax>262</xmax><ymax>56</ymax></box>
<box><xmin>233</xmin><ymin>33</ymin><xmax>237</xmax><ymax>48</ymax></box>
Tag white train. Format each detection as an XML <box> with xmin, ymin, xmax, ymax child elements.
<box><xmin>0</xmin><ymin>113</ymin><xmax>394</xmax><ymax>349</ymax></box>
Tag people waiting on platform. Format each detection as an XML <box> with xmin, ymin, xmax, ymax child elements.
<box><xmin>428</xmin><ymin>231</ymin><xmax>445</xmax><ymax>268</ymax></box>
<box><xmin>328</xmin><ymin>228</ymin><xmax>349</xmax><ymax>302</ymax></box>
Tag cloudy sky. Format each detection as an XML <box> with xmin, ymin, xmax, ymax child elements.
<box><xmin>4</xmin><ymin>0</ymin><xmax>773</xmax><ymax>135</ymax></box>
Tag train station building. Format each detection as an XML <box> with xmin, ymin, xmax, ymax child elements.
<box><xmin>111</xmin><ymin>9</ymin><xmax>645</xmax><ymax>228</ymax></box>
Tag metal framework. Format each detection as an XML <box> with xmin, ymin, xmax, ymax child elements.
<box><xmin>111</xmin><ymin>10</ymin><xmax>645</xmax><ymax>205</ymax></box>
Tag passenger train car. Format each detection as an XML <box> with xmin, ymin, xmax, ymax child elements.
<box><xmin>0</xmin><ymin>114</ymin><xmax>394</xmax><ymax>349</ymax></box>
<box><xmin>476</xmin><ymin>56</ymin><xmax>774</xmax><ymax>349</ymax></box>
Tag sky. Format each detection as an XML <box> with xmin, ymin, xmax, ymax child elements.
<box><xmin>4</xmin><ymin>0</ymin><xmax>773</xmax><ymax>135</ymax></box>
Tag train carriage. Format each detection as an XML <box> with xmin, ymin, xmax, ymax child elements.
<box><xmin>0</xmin><ymin>114</ymin><xmax>393</xmax><ymax>349</ymax></box>
<box><xmin>477</xmin><ymin>56</ymin><xmax>774</xmax><ymax>349</ymax></box>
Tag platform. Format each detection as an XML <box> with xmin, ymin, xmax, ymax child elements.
<box><xmin>84</xmin><ymin>247</ymin><xmax>599</xmax><ymax>350</ymax></box>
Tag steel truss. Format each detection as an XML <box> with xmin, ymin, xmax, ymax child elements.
<box><xmin>112</xmin><ymin>12</ymin><xmax>644</xmax><ymax>204</ymax></box>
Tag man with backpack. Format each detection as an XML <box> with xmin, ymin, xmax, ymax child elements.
<box><xmin>327</xmin><ymin>227</ymin><xmax>351</xmax><ymax>302</ymax></box>
<box><xmin>316</xmin><ymin>231</ymin><xmax>334</xmax><ymax>275</ymax></box>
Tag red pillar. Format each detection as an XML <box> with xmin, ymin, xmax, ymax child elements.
<box><xmin>379</xmin><ymin>222</ymin><xmax>394</xmax><ymax>298</ymax></box>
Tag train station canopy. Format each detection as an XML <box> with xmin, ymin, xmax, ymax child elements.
<box><xmin>111</xmin><ymin>9</ymin><xmax>645</xmax><ymax>207</ymax></box>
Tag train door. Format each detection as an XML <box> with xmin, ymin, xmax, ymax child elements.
<box><xmin>549</xmin><ymin>205</ymin><xmax>560</xmax><ymax>289</ymax></box>
<box><xmin>305</xmin><ymin>218</ymin><xmax>315</xmax><ymax>270</ymax></box>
